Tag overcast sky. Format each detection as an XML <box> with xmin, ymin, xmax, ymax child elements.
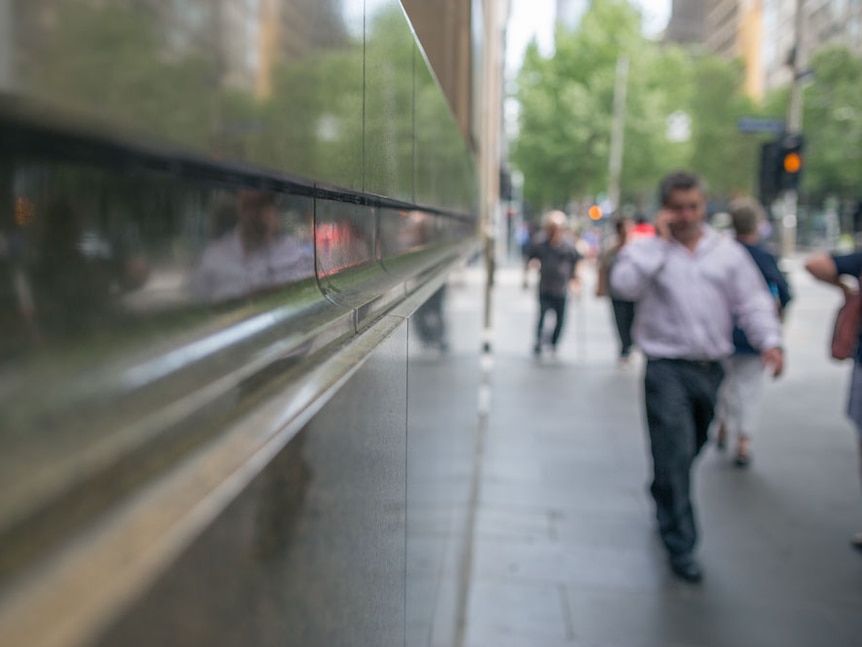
<box><xmin>505</xmin><ymin>0</ymin><xmax>671</xmax><ymax>74</ymax></box>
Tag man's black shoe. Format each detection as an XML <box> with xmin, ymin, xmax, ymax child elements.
<box><xmin>670</xmin><ymin>556</ymin><xmax>703</xmax><ymax>583</ymax></box>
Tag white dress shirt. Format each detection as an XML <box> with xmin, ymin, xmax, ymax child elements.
<box><xmin>609</xmin><ymin>226</ymin><xmax>782</xmax><ymax>360</ymax></box>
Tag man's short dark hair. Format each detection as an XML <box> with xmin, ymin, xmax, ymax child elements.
<box><xmin>729</xmin><ymin>196</ymin><xmax>764</xmax><ymax>236</ymax></box>
<box><xmin>659</xmin><ymin>171</ymin><xmax>705</xmax><ymax>206</ymax></box>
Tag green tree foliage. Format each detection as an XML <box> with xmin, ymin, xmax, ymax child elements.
<box><xmin>511</xmin><ymin>0</ymin><xmax>767</xmax><ymax>211</ymax></box>
<box><xmin>619</xmin><ymin>44</ymin><xmax>693</xmax><ymax>203</ymax></box>
<box><xmin>800</xmin><ymin>47</ymin><xmax>862</xmax><ymax>199</ymax></box>
<box><xmin>512</xmin><ymin>0</ymin><xmax>644</xmax><ymax>208</ymax></box>
<box><xmin>686</xmin><ymin>56</ymin><xmax>760</xmax><ymax>197</ymax></box>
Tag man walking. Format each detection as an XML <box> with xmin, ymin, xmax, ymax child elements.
<box><xmin>610</xmin><ymin>171</ymin><xmax>783</xmax><ymax>583</ymax></box>
<box><xmin>525</xmin><ymin>210</ymin><xmax>581</xmax><ymax>356</ymax></box>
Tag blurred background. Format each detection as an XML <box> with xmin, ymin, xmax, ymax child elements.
<box><xmin>1</xmin><ymin>1</ymin><xmax>861</xmax><ymax>646</ymax></box>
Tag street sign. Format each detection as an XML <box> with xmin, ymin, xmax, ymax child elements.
<box><xmin>737</xmin><ymin>117</ymin><xmax>785</xmax><ymax>135</ymax></box>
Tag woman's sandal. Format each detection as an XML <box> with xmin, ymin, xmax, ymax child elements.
<box><xmin>716</xmin><ymin>424</ymin><xmax>727</xmax><ymax>450</ymax></box>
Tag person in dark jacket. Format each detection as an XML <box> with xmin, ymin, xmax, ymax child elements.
<box><xmin>525</xmin><ymin>211</ymin><xmax>581</xmax><ymax>356</ymax></box>
<box><xmin>713</xmin><ymin>197</ymin><xmax>792</xmax><ymax>467</ymax></box>
<box><xmin>806</xmin><ymin>249</ymin><xmax>862</xmax><ymax>552</ymax></box>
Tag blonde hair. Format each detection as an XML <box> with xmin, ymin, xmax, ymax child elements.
<box><xmin>543</xmin><ymin>210</ymin><xmax>567</xmax><ymax>229</ymax></box>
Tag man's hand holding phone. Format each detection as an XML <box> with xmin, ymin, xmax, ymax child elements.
<box><xmin>654</xmin><ymin>209</ymin><xmax>675</xmax><ymax>240</ymax></box>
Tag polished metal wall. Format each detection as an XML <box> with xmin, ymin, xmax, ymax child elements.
<box><xmin>93</xmin><ymin>329</ymin><xmax>411</xmax><ymax>647</ymax></box>
<box><xmin>0</xmin><ymin>1</ymin><xmax>481</xmax><ymax>645</ymax></box>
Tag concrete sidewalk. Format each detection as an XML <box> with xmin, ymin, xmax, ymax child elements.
<box><xmin>463</xmin><ymin>258</ymin><xmax>862</xmax><ymax>647</ymax></box>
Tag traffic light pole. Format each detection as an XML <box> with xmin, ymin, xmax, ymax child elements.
<box><xmin>782</xmin><ymin>0</ymin><xmax>805</xmax><ymax>260</ymax></box>
<box><xmin>608</xmin><ymin>56</ymin><xmax>629</xmax><ymax>215</ymax></box>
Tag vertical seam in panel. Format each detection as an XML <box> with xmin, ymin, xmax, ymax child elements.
<box><xmin>411</xmin><ymin>44</ymin><xmax>417</xmax><ymax>204</ymax></box>
<box><xmin>362</xmin><ymin>0</ymin><xmax>367</xmax><ymax>194</ymax></box>
<box><xmin>403</xmin><ymin>316</ymin><xmax>410</xmax><ymax>647</ymax></box>
<box><xmin>311</xmin><ymin>194</ymin><xmax>325</xmax><ymax>299</ymax></box>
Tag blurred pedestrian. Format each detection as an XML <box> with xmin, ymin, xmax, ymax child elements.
<box><xmin>596</xmin><ymin>217</ymin><xmax>636</xmax><ymax>365</ymax></box>
<box><xmin>610</xmin><ymin>171</ymin><xmax>784</xmax><ymax>583</ymax></box>
<box><xmin>414</xmin><ymin>284</ymin><xmax>449</xmax><ymax>352</ymax></box>
<box><xmin>714</xmin><ymin>197</ymin><xmax>792</xmax><ymax>467</ymax></box>
<box><xmin>629</xmin><ymin>213</ymin><xmax>656</xmax><ymax>239</ymax></box>
<box><xmin>805</xmin><ymin>250</ymin><xmax>862</xmax><ymax>552</ymax></box>
<box><xmin>525</xmin><ymin>211</ymin><xmax>582</xmax><ymax>357</ymax></box>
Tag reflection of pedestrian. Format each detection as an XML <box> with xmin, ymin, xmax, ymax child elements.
<box><xmin>805</xmin><ymin>251</ymin><xmax>862</xmax><ymax>552</ymax></box>
<box><xmin>715</xmin><ymin>197</ymin><xmax>792</xmax><ymax>467</ymax></box>
<box><xmin>31</xmin><ymin>196</ymin><xmax>111</xmax><ymax>334</ymax></box>
<box><xmin>191</xmin><ymin>191</ymin><xmax>313</xmax><ymax>302</ymax></box>
<box><xmin>610</xmin><ymin>171</ymin><xmax>783</xmax><ymax>583</ymax></box>
<box><xmin>414</xmin><ymin>285</ymin><xmax>448</xmax><ymax>351</ymax></box>
<box><xmin>525</xmin><ymin>211</ymin><xmax>581</xmax><ymax>357</ymax></box>
<box><xmin>596</xmin><ymin>218</ymin><xmax>636</xmax><ymax>364</ymax></box>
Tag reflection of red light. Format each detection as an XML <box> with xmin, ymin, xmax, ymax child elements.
<box><xmin>15</xmin><ymin>197</ymin><xmax>35</xmax><ymax>226</ymax></box>
<box><xmin>315</xmin><ymin>220</ymin><xmax>372</xmax><ymax>275</ymax></box>
<box><xmin>316</xmin><ymin>223</ymin><xmax>338</xmax><ymax>244</ymax></box>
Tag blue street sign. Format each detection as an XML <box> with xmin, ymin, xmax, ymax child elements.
<box><xmin>737</xmin><ymin>117</ymin><xmax>785</xmax><ymax>135</ymax></box>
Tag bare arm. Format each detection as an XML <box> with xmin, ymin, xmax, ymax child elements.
<box><xmin>804</xmin><ymin>253</ymin><xmax>840</xmax><ymax>286</ymax></box>
<box><xmin>729</xmin><ymin>249</ymin><xmax>784</xmax><ymax>377</ymax></box>
<box><xmin>569</xmin><ymin>257</ymin><xmax>582</xmax><ymax>293</ymax></box>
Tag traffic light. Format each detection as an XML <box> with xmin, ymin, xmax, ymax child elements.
<box><xmin>758</xmin><ymin>134</ymin><xmax>804</xmax><ymax>202</ymax></box>
<box><xmin>777</xmin><ymin>133</ymin><xmax>804</xmax><ymax>191</ymax></box>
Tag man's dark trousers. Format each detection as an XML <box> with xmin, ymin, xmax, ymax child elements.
<box><xmin>611</xmin><ymin>298</ymin><xmax>635</xmax><ymax>357</ymax></box>
<box><xmin>536</xmin><ymin>292</ymin><xmax>567</xmax><ymax>347</ymax></box>
<box><xmin>644</xmin><ymin>358</ymin><xmax>724</xmax><ymax>559</ymax></box>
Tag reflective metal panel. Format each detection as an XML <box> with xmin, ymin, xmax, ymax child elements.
<box><xmin>315</xmin><ymin>200</ymin><xmax>376</xmax><ymax>279</ymax></box>
<box><xmin>190</xmin><ymin>190</ymin><xmax>315</xmax><ymax>304</ymax></box>
<box><xmin>364</xmin><ymin>2</ymin><xmax>415</xmax><ymax>201</ymax></box>
<box><xmin>379</xmin><ymin>208</ymin><xmax>435</xmax><ymax>260</ymax></box>
<box><xmin>0</xmin><ymin>2</ymin><xmax>480</xmax><ymax>645</ymax></box>
<box><xmin>92</xmin><ymin>325</ymin><xmax>409</xmax><ymax>647</ymax></box>
<box><xmin>0</xmin><ymin>155</ymin><xmax>317</xmax><ymax>360</ymax></box>
<box><xmin>314</xmin><ymin>200</ymin><xmax>412</xmax><ymax>330</ymax></box>
<box><xmin>0</xmin><ymin>142</ymin><xmax>341</xmax><ymax>584</ymax></box>
<box><xmin>9</xmin><ymin>0</ymin><xmax>365</xmax><ymax>190</ymax></box>
<box><xmin>414</xmin><ymin>56</ymin><xmax>477</xmax><ymax>213</ymax></box>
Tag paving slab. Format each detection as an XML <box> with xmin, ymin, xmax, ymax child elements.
<box><xmin>463</xmin><ymin>257</ymin><xmax>862</xmax><ymax>647</ymax></box>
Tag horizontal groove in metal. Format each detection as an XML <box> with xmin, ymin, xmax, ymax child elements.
<box><xmin>0</xmin><ymin>96</ymin><xmax>474</xmax><ymax>222</ymax></box>
<box><xmin>0</xmin><ymin>240</ymin><xmax>475</xmax><ymax>584</ymax></box>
